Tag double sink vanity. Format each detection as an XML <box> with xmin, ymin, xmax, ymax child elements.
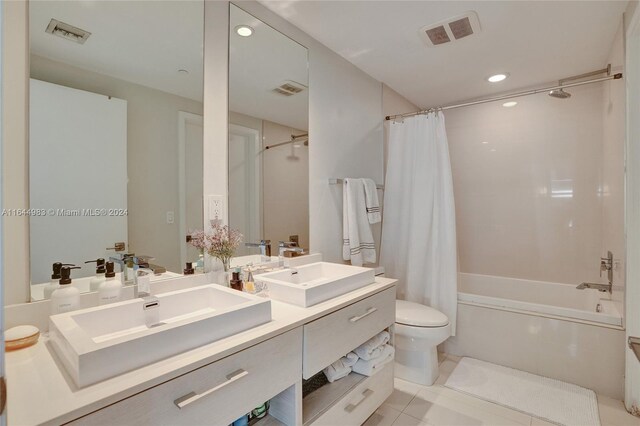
<box><xmin>6</xmin><ymin>260</ymin><xmax>397</xmax><ymax>425</ymax></box>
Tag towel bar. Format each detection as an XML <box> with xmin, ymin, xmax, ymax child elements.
<box><xmin>329</xmin><ymin>178</ymin><xmax>384</xmax><ymax>190</ymax></box>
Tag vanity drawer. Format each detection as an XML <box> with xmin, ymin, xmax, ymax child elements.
<box><xmin>70</xmin><ymin>328</ymin><xmax>302</xmax><ymax>426</ymax></box>
<box><xmin>312</xmin><ymin>362</ymin><xmax>394</xmax><ymax>426</ymax></box>
<box><xmin>302</xmin><ymin>287</ymin><xmax>395</xmax><ymax>378</ymax></box>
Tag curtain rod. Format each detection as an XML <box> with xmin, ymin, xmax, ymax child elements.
<box><xmin>264</xmin><ymin>133</ymin><xmax>309</xmax><ymax>150</ymax></box>
<box><xmin>385</xmin><ymin>73</ymin><xmax>623</xmax><ymax>121</ymax></box>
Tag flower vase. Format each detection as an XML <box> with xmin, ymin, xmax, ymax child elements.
<box><xmin>216</xmin><ymin>258</ymin><xmax>231</xmax><ymax>286</ymax></box>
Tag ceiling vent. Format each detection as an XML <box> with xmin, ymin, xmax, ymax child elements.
<box><xmin>273</xmin><ymin>80</ymin><xmax>307</xmax><ymax>96</ymax></box>
<box><xmin>419</xmin><ymin>11</ymin><xmax>481</xmax><ymax>47</ymax></box>
<box><xmin>45</xmin><ymin>19</ymin><xmax>91</xmax><ymax>44</ymax></box>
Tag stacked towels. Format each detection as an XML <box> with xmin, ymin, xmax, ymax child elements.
<box><xmin>322</xmin><ymin>331</ymin><xmax>394</xmax><ymax>382</ymax></box>
<box><xmin>323</xmin><ymin>352</ymin><xmax>359</xmax><ymax>383</ymax></box>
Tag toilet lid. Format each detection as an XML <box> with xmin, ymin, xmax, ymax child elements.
<box><xmin>396</xmin><ymin>300</ymin><xmax>449</xmax><ymax>327</ymax></box>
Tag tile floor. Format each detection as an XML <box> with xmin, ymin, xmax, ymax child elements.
<box><xmin>364</xmin><ymin>354</ymin><xmax>640</xmax><ymax>426</ymax></box>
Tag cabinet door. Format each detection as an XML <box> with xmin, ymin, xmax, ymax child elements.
<box><xmin>70</xmin><ymin>328</ymin><xmax>302</xmax><ymax>426</ymax></box>
<box><xmin>303</xmin><ymin>288</ymin><xmax>395</xmax><ymax>378</ymax></box>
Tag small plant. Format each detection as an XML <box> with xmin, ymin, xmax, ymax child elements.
<box><xmin>187</xmin><ymin>225</ymin><xmax>243</xmax><ymax>271</ymax></box>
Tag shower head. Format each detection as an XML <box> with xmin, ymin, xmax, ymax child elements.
<box><xmin>549</xmin><ymin>88</ymin><xmax>571</xmax><ymax>99</ymax></box>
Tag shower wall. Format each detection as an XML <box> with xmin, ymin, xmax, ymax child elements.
<box><xmin>446</xmin><ymin>77</ymin><xmax>625</xmax><ymax>289</ymax></box>
<box><xmin>602</xmin><ymin>23</ymin><xmax>626</xmax><ymax>313</ymax></box>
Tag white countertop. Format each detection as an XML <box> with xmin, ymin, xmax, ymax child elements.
<box><xmin>6</xmin><ymin>277</ymin><xmax>396</xmax><ymax>426</ymax></box>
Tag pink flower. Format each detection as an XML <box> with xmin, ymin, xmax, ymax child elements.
<box><xmin>187</xmin><ymin>225</ymin><xmax>243</xmax><ymax>269</ymax></box>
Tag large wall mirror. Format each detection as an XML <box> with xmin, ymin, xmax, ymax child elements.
<box><xmin>28</xmin><ymin>1</ymin><xmax>204</xmax><ymax>300</ymax></box>
<box><xmin>228</xmin><ymin>4</ymin><xmax>309</xmax><ymax>257</ymax></box>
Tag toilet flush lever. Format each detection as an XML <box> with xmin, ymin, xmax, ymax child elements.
<box><xmin>349</xmin><ymin>307</ymin><xmax>377</xmax><ymax>323</ymax></box>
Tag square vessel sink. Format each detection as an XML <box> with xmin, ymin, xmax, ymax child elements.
<box><xmin>255</xmin><ymin>262</ymin><xmax>375</xmax><ymax>307</ymax></box>
<box><xmin>49</xmin><ymin>284</ymin><xmax>272</xmax><ymax>388</ymax></box>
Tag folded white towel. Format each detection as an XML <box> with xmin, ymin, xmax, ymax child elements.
<box><xmin>323</xmin><ymin>356</ymin><xmax>355</xmax><ymax>383</ymax></box>
<box><xmin>343</xmin><ymin>352</ymin><xmax>359</xmax><ymax>367</ymax></box>
<box><xmin>353</xmin><ymin>331</ymin><xmax>390</xmax><ymax>361</ymax></box>
<box><xmin>353</xmin><ymin>344</ymin><xmax>395</xmax><ymax>376</ymax></box>
<box><xmin>342</xmin><ymin>178</ymin><xmax>376</xmax><ymax>266</ymax></box>
<box><xmin>363</xmin><ymin>178</ymin><xmax>381</xmax><ymax>224</ymax></box>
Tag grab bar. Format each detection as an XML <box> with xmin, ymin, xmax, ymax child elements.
<box><xmin>630</xmin><ymin>337</ymin><xmax>640</xmax><ymax>362</ymax></box>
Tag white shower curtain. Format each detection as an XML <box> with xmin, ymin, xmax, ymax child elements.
<box><xmin>381</xmin><ymin>112</ymin><xmax>458</xmax><ymax>335</ymax></box>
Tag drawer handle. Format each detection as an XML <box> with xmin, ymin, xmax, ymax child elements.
<box><xmin>174</xmin><ymin>369</ymin><xmax>249</xmax><ymax>409</ymax></box>
<box><xmin>344</xmin><ymin>388</ymin><xmax>374</xmax><ymax>413</ymax></box>
<box><xmin>349</xmin><ymin>307</ymin><xmax>378</xmax><ymax>323</ymax></box>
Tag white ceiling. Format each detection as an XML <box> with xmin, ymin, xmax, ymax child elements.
<box><xmin>230</xmin><ymin>4</ymin><xmax>309</xmax><ymax>130</ymax></box>
<box><xmin>259</xmin><ymin>1</ymin><xmax>628</xmax><ymax>109</ymax></box>
<box><xmin>30</xmin><ymin>1</ymin><xmax>204</xmax><ymax>102</ymax></box>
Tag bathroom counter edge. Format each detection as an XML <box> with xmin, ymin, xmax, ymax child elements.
<box><xmin>6</xmin><ymin>277</ymin><xmax>397</xmax><ymax>426</ymax></box>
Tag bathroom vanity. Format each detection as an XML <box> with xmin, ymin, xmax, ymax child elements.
<box><xmin>5</xmin><ymin>277</ymin><xmax>396</xmax><ymax>425</ymax></box>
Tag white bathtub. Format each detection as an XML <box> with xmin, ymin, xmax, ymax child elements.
<box><xmin>458</xmin><ymin>273</ymin><xmax>623</xmax><ymax>327</ymax></box>
<box><xmin>444</xmin><ymin>273</ymin><xmax>626</xmax><ymax>399</ymax></box>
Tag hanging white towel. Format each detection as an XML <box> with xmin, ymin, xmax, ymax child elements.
<box><xmin>353</xmin><ymin>331</ymin><xmax>390</xmax><ymax>361</ymax></box>
<box><xmin>362</xmin><ymin>179</ymin><xmax>381</xmax><ymax>224</ymax></box>
<box><xmin>343</xmin><ymin>178</ymin><xmax>376</xmax><ymax>266</ymax></box>
<box><xmin>353</xmin><ymin>344</ymin><xmax>395</xmax><ymax>376</ymax></box>
<box><xmin>323</xmin><ymin>352</ymin><xmax>358</xmax><ymax>383</ymax></box>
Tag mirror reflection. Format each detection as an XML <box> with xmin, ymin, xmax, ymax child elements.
<box><xmin>228</xmin><ymin>4</ymin><xmax>309</xmax><ymax>258</ymax></box>
<box><xmin>28</xmin><ymin>1</ymin><xmax>204</xmax><ymax>300</ymax></box>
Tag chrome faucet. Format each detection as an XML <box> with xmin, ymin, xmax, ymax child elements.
<box><xmin>600</xmin><ymin>251</ymin><xmax>613</xmax><ymax>285</ymax></box>
<box><xmin>245</xmin><ymin>240</ymin><xmax>272</xmax><ymax>258</ymax></box>
<box><xmin>577</xmin><ymin>282</ymin><xmax>611</xmax><ymax>293</ymax></box>
<box><xmin>134</xmin><ymin>267</ymin><xmax>155</xmax><ymax>298</ymax></box>
<box><xmin>279</xmin><ymin>241</ymin><xmax>305</xmax><ymax>257</ymax></box>
<box><xmin>577</xmin><ymin>251</ymin><xmax>614</xmax><ymax>293</ymax></box>
<box><xmin>109</xmin><ymin>252</ymin><xmax>135</xmax><ymax>284</ymax></box>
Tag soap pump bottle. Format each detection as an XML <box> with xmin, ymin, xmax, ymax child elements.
<box><xmin>44</xmin><ymin>262</ymin><xmax>75</xmax><ymax>299</ymax></box>
<box><xmin>98</xmin><ymin>261</ymin><xmax>122</xmax><ymax>306</ymax></box>
<box><xmin>86</xmin><ymin>258</ymin><xmax>107</xmax><ymax>292</ymax></box>
<box><xmin>50</xmin><ymin>265</ymin><xmax>82</xmax><ymax>314</ymax></box>
<box><xmin>230</xmin><ymin>268</ymin><xmax>243</xmax><ymax>291</ymax></box>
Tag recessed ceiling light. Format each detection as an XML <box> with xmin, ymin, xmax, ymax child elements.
<box><xmin>235</xmin><ymin>25</ymin><xmax>253</xmax><ymax>37</ymax></box>
<box><xmin>490</xmin><ymin>148</ymin><xmax>497</xmax><ymax>152</ymax></box>
<box><xmin>481</xmin><ymin>141</ymin><xmax>489</xmax><ymax>144</ymax></box>
<box><xmin>178</xmin><ymin>69</ymin><xmax>189</xmax><ymax>75</ymax></box>
<box><xmin>502</xmin><ymin>101</ymin><xmax>518</xmax><ymax>107</ymax></box>
<box><xmin>487</xmin><ymin>73</ymin><xmax>508</xmax><ymax>83</ymax></box>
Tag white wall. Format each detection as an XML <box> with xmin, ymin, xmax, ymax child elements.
<box><xmin>624</xmin><ymin>0</ymin><xmax>640</xmax><ymax>415</ymax></box>
<box><xmin>232</xmin><ymin>1</ymin><xmax>384</xmax><ymax>264</ymax></box>
<box><xmin>30</xmin><ymin>55</ymin><xmax>204</xmax><ymax>275</ymax></box>
<box><xmin>382</xmin><ymin>84</ymin><xmax>418</xmax><ymax>176</ymax></box>
<box><xmin>602</xmin><ymin>23</ymin><xmax>626</xmax><ymax>313</ymax></box>
<box><xmin>446</xmin><ymin>82</ymin><xmax>623</xmax><ymax>286</ymax></box>
<box><xmin>262</xmin><ymin>119</ymin><xmax>309</xmax><ymax>250</ymax></box>
<box><xmin>2</xmin><ymin>0</ymin><xmax>30</xmax><ymax>304</ymax></box>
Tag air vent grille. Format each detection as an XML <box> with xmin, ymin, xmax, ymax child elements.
<box><xmin>272</xmin><ymin>80</ymin><xmax>307</xmax><ymax>96</ymax></box>
<box><xmin>425</xmin><ymin>26</ymin><xmax>451</xmax><ymax>45</ymax></box>
<box><xmin>419</xmin><ymin>11</ymin><xmax>480</xmax><ymax>47</ymax></box>
<box><xmin>45</xmin><ymin>19</ymin><xmax>91</xmax><ymax>44</ymax></box>
<box><xmin>449</xmin><ymin>17</ymin><xmax>474</xmax><ymax>40</ymax></box>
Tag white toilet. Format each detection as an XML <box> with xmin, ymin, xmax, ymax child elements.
<box><xmin>394</xmin><ymin>300</ymin><xmax>451</xmax><ymax>386</ymax></box>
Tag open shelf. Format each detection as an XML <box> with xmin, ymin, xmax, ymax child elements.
<box><xmin>302</xmin><ymin>371</ymin><xmax>367</xmax><ymax>425</ymax></box>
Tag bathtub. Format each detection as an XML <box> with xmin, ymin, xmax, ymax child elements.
<box><xmin>444</xmin><ymin>273</ymin><xmax>626</xmax><ymax>399</ymax></box>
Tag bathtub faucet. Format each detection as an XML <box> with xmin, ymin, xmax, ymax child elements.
<box><xmin>576</xmin><ymin>282</ymin><xmax>611</xmax><ymax>293</ymax></box>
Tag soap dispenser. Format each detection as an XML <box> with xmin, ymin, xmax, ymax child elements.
<box><xmin>44</xmin><ymin>262</ymin><xmax>75</xmax><ymax>299</ymax></box>
<box><xmin>230</xmin><ymin>268</ymin><xmax>243</xmax><ymax>291</ymax></box>
<box><xmin>50</xmin><ymin>266</ymin><xmax>82</xmax><ymax>314</ymax></box>
<box><xmin>86</xmin><ymin>258</ymin><xmax>107</xmax><ymax>292</ymax></box>
<box><xmin>98</xmin><ymin>261</ymin><xmax>122</xmax><ymax>305</ymax></box>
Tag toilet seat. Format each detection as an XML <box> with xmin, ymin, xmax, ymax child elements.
<box><xmin>395</xmin><ymin>300</ymin><xmax>449</xmax><ymax>327</ymax></box>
